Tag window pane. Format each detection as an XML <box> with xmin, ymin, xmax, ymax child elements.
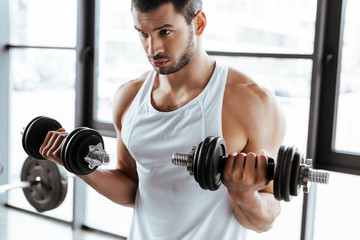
<box><xmin>203</xmin><ymin>0</ymin><xmax>317</xmax><ymax>54</ymax></box>
<box><xmin>96</xmin><ymin>0</ymin><xmax>150</xmax><ymax>122</ymax></box>
<box><xmin>314</xmin><ymin>172</ymin><xmax>360</xmax><ymax>239</ymax></box>
<box><xmin>10</xmin><ymin>0</ymin><xmax>77</xmax><ymax>47</ymax></box>
<box><xmin>334</xmin><ymin>0</ymin><xmax>360</xmax><ymax>154</ymax></box>
<box><xmin>85</xmin><ymin>137</ymin><xmax>133</xmax><ymax>237</ymax></box>
<box><xmin>9</xmin><ymin>49</ymin><xmax>76</xmax><ymax>221</ymax></box>
<box><xmin>213</xmin><ymin>56</ymin><xmax>312</xmax><ymax>239</ymax></box>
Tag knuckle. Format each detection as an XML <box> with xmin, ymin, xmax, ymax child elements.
<box><xmin>235</xmin><ymin>153</ymin><xmax>245</xmax><ymax>161</ymax></box>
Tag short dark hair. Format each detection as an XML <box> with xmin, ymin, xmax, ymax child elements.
<box><xmin>131</xmin><ymin>0</ymin><xmax>202</xmax><ymax>25</ymax></box>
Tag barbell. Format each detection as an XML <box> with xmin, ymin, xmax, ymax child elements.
<box><xmin>172</xmin><ymin>136</ymin><xmax>329</xmax><ymax>202</ymax></box>
<box><xmin>0</xmin><ymin>156</ymin><xmax>68</xmax><ymax>212</ymax></box>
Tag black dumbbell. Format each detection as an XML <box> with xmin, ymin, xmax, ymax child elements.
<box><xmin>0</xmin><ymin>156</ymin><xmax>68</xmax><ymax>212</ymax></box>
<box><xmin>172</xmin><ymin>136</ymin><xmax>329</xmax><ymax>202</ymax></box>
<box><xmin>21</xmin><ymin>116</ymin><xmax>110</xmax><ymax>175</ymax></box>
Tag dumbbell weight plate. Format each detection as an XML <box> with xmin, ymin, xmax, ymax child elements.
<box><xmin>22</xmin><ymin>116</ymin><xmax>42</xmax><ymax>157</ymax></box>
<box><xmin>290</xmin><ymin>151</ymin><xmax>301</xmax><ymax>197</ymax></box>
<box><xmin>192</xmin><ymin>141</ymin><xmax>202</xmax><ymax>182</ymax></box>
<box><xmin>60</xmin><ymin>127</ymin><xmax>86</xmax><ymax>173</ymax></box>
<box><xmin>22</xmin><ymin>116</ymin><xmax>62</xmax><ymax>160</ymax></box>
<box><xmin>196</xmin><ymin>136</ymin><xmax>212</xmax><ymax>189</ymax></box>
<box><xmin>281</xmin><ymin>146</ymin><xmax>296</xmax><ymax>202</ymax></box>
<box><xmin>274</xmin><ymin>145</ymin><xmax>286</xmax><ymax>201</ymax></box>
<box><xmin>203</xmin><ymin>136</ymin><xmax>216</xmax><ymax>190</ymax></box>
<box><xmin>204</xmin><ymin>137</ymin><xmax>227</xmax><ymax>191</ymax></box>
<box><xmin>21</xmin><ymin>156</ymin><xmax>68</xmax><ymax>212</ymax></box>
<box><xmin>62</xmin><ymin>128</ymin><xmax>104</xmax><ymax>175</ymax></box>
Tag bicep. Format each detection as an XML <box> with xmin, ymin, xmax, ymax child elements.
<box><xmin>116</xmin><ymin>133</ymin><xmax>138</xmax><ymax>184</ymax></box>
<box><xmin>244</xmin><ymin>89</ymin><xmax>286</xmax><ymax>157</ymax></box>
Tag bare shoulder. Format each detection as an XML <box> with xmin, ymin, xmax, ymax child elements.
<box><xmin>223</xmin><ymin>67</ymin><xmax>285</xmax><ymax>156</ymax></box>
<box><xmin>113</xmin><ymin>71</ymin><xmax>149</xmax><ymax>130</ymax></box>
<box><xmin>225</xmin><ymin>67</ymin><xmax>276</xmax><ymax>111</ymax></box>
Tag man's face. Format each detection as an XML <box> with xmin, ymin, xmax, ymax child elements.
<box><xmin>132</xmin><ymin>3</ymin><xmax>196</xmax><ymax>75</ymax></box>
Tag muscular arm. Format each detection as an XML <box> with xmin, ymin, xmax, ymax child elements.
<box><xmin>80</xmin><ymin>80</ymin><xmax>143</xmax><ymax>207</ymax></box>
<box><xmin>222</xmin><ymin>70</ymin><xmax>285</xmax><ymax>232</ymax></box>
<box><xmin>40</xmin><ymin>78</ymin><xmax>143</xmax><ymax>207</ymax></box>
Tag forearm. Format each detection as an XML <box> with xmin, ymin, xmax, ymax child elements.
<box><xmin>229</xmin><ymin>191</ymin><xmax>280</xmax><ymax>232</ymax></box>
<box><xmin>79</xmin><ymin>168</ymin><xmax>138</xmax><ymax>207</ymax></box>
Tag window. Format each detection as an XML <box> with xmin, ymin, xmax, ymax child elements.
<box><xmin>334</xmin><ymin>0</ymin><xmax>360</xmax><ymax>154</ymax></box>
<box><xmin>203</xmin><ymin>0</ymin><xmax>317</xmax><ymax>54</ymax></box>
<box><xmin>313</xmin><ymin>1</ymin><xmax>360</xmax><ymax>239</ymax></box>
<box><xmin>7</xmin><ymin>0</ymin><xmax>77</xmax><ymax>221</ymax></box>
<box><xmin>95</xmin><ymin>0</ymin><xmax>149</xmax><ymax>123</ymax></box>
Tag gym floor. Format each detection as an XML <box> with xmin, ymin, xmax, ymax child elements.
<box><xmin>0</xmin><ymin>205</ymin><xmax>123</xmax><ymax>240</ymax></box>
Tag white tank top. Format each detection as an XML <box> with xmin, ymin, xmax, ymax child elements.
<box><xmin>122</xmin><ymin>63</ymin><xmax>247</xmax><ymax>240</ymax></box>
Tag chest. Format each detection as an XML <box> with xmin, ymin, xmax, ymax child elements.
<box><xmin>151</xmin><ymin>88</ymin><xmax>203</xmax><ymax>112</ymax></box>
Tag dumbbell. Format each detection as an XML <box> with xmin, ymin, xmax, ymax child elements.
<box><xmin>172</xmin><ymin>136</ymin><xmax>329</xmax><ymax>202</ymax></box>
<box><xmin>0</xmin><ymin>156</ymin><xmax>68</xmax><ymax>212</ymax></box>
<box><xmin>21</xmin><ymin>116</ymin><xmax>110</xmax><ymax>175</ymax></box>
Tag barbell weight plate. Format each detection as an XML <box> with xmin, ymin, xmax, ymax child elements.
<box><xmin>21</xmin><ymin>156</ymin><xmax>68</xmax><ymax>212</ymax></box>
<box><xmin>63</xmin><ymin>128</ymin><xmax>104</xmax><ymax>175</ymax></box>
<box><xmin>204</xmin><ymin>137</ymin><xmax>227</xmax><ymax>191</ymax></box>
<box><xmin>196</xmin><ymin>136</ymin><xmax>212</xmax><ymax>189</ymax></box>
<box><xmin>290</xmin><ymin>151</ymin><xmax>301</xmax><ymax>197</ymax></box>
<box><xmin>281</xmin><ymin>146</ymin><xmax>296</xmax><ymax>202</ymax></box>
<box><xmin>23</xmin><ymin>116</ymin><xmax>62</xmax><ymax>160</ymax></box>
<box><xmin>274</xmin><ymin>145</ymin><xmax>286</xmax><ymax>201</ymax></box>
<box><xmin>60</xmin><ymin>127</ymin><xmax>86</xmax><ymax>173</ymax></box>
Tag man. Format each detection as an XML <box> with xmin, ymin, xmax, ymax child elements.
<box><xmin>40</xmin><ymin>0</ymin><xmax>285</xmax><ymax>239</ymax></box>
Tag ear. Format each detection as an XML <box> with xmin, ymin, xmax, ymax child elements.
<box><xmin>193</xmin><ymin>10</ymin><xmax>207</xmax><ymax>35</ymax></box>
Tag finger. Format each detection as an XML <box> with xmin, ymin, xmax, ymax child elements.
<box><xmin>232</xmin><ymin>153</ymin><xmax>246</xmax><ymax>177</ymax></box>
<box><xmin>41</xmin><ymin>132</ymin><xmax>58</xmax><ymax>159</ymax></box>
<box><xmin>257</xmin><ymin>154</ymin><xmax>269</xmax><ymax>183</ymax></box>
<box><xmin>222</xmin><ymin>152</ymin><xmax>237</xmax><ymax>175</ymax></box>
<box><xmin>259</xmin><ymin>149</ymin><xmax>275</xmax><ymax>162</ymax></box>
<box><xmin>39</xmin><ymin>131</ymin><xmax>54</xmax><ymax>154</ymax></box>
<box><xmin>47</xmin><ymin>134</ymin><xmax>66</xmax><ymax>160</ymax></box>
<box><xmin>242</xmin><ymin>153</ymin><xmax>257</xmax><ymax>180</ymax></box>
<box><xmin>244</xmin><ymin>152</ymin><xmax>257</xmax><ymax>169</ymax></box>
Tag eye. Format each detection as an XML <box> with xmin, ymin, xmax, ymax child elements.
<box><xmin>160</xmin><ymin>29</ymin><xmax>171</xmax><ymax>36</ymax></box>
<box><xmin>139</xmin><ymin>31</ymin><xmax>149</xmax><ymax>38</ymax></box>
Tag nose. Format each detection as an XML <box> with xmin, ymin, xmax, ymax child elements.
<box><xmin>147</xmin><ymin>37</ymin><xmax>163</xmax><ymax>57</ymax></box>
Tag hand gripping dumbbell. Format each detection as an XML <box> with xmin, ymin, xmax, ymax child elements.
<box><xmin>172</xmin><ymin>136</ymin><xmax>330</xmax><ymax>202</ymax></box>
<box><xmin>0</xmin><ymin>156</ymin><xmax>68</xmax><ymax>212</ymax></box>
<box><xmin>21</xmin><ymin>116</ymin><xmax>110</xmax><ymax>175</ymax></box>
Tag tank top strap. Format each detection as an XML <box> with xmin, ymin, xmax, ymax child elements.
<box><xmin>122</xmin><ymin>70</ymin><xmax>156</xmax><ymax>146</ymax></box>
<box><xmin>199</xmin><ymin>63</ymin><xmax>229</xmax><ymax>138</ymax></box>
<box><xmin>201</xmin><ymin>64</ymin><xmax>228</xmax><ymax>108</ymax></box>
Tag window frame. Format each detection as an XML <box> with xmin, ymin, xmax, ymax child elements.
<box><xmin>315</xmin><ymin>0</ymin><xmax>360</xmax><ymax>174</ymax></box>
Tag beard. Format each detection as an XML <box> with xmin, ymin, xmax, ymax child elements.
<box><xmin>148</xmin><ymin>27</ymin><xmax>196</xmax><ymax>75</ymax></box>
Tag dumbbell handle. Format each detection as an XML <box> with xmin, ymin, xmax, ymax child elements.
<box><xmin>173</xmin><ymin>153</ymin><xmax>276</xmax><ymax>181</ymax></box>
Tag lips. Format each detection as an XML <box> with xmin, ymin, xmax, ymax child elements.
<box><xmin>152</xmin><ymin>60</ymin><xmax>169</xmax><ymax>67</ymax></box>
